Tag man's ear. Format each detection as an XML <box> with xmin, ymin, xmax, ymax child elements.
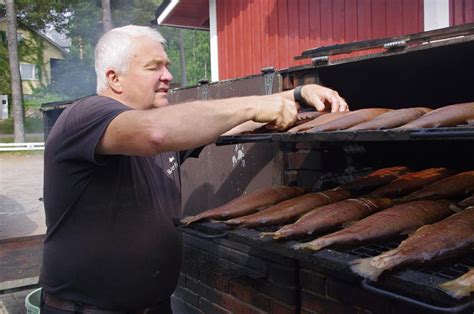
<box><xmin>106</xmin><ymin>69</ymin><xmax>123</xmax><ymax>93</ymax></box>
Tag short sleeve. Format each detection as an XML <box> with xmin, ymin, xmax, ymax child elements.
<box><xmin>53</xmin><ymin>96</ymin><xmax>130</xmax><ymax>164</ymax></box>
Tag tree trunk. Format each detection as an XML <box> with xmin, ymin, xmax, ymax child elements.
<box><xmin>5</xmin><ymin>0</ymin><xmax>25</xmax><ymax>143</ymax></box>
<box><xmin>179</xmin><ymin>29</ymin><xmax>187</xmax><ymax>87</ymax></box>
<box><xmin>101</xmin><ymin>0</ymin><xmax>113</xmax><ymax>33</ymax></box>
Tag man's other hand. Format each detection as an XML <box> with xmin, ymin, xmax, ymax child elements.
<box><xmin>298</xmin><ymin>84</ymin><xmax>349</xmax><ymax>113</ymax></box>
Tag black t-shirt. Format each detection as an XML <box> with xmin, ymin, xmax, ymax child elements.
<box><xmin>40</xmin><ymin>96</ymin><xmax>183</xmax><ymax>310</ymax></box>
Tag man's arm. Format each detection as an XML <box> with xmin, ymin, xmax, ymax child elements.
<box><xmin>96</xmin><ymin>84</ymin><xmax>348</xmax><ymax>156</ymax></box>
<box><xmin>96</xmin><ymin>93</ymin><xmax>293</xmax><ymax>156</ymax></box>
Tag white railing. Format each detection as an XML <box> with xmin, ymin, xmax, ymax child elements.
<box><xmin>0</xmin><ymin>142</ymin><xmax>45</xmax><ymax>151</ymax></box>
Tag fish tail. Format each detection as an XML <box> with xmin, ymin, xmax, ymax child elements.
<box><xmin>292</xmin><ymin>240</ymin><xmax>325</xmax><ymax>251</ymax></box>
<box><xmin>272</xmin><ymin>231</ymin><xmax>286</xmax><ymax>240</ymax></box>
<box><xmin>350</xmin><ymin>257</ymin><xmax>385</xmax><ymax>281</ymax></box>
<box><xmin>259</xmin><ymin>232</ymin><xmax>276</xmax><ymax>238</ymax></box>
<box><xmin>305</xmin><ymin>238</ymin><xmax>329</xmax><ymax>251</ymax></box>
<box><xmin>223</xmin><ymin>218</ymin><xmax>241</xmax><ymax>225</ymax></box>
<box><xmin>292</xmin><ymin>241</ymin><xmax>311</xmax><ymax>250</ymax></box>
<box><xmin>439</xmin><ymin>279</ymin><xmax>473</xmax><ymax>299</ymax></box>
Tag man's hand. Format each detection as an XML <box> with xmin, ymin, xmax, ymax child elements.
<box><xmin>251</xmin><ymin>84</ymin><xmax>348</xmax><ymax>131</ymax></box>
<box><xmin>297</xmin><ymin>84</ymin><xmax>349</xmax><ymax>113</ymax></box>
<box><xmin>253</xmin><ymin>95</ymin><xmax>298</xmax><ymax>130</ymax></box>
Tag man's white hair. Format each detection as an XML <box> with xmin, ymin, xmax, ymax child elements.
<box><xmin>95</xmin><ymin>25</ymin><xmax>166</xmax><ymax>94</ymax></box>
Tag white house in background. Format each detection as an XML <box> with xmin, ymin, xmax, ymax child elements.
<box><xmin>0</xmin><ymin>16</ymin><xmax>67</xmax><ymax>95</ymax></box>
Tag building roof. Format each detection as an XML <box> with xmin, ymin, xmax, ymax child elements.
<box><xmin>155</xmin><ymin>0</ymin><xmax>209</xmax><ymax>30</ymax></box>
<box><xmin>0</xmin><ymin>16</ymin><xmax>68</xmax><ymax>56</ymax></box>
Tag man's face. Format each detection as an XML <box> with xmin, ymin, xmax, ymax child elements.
<box><xmin>119</xmin><ymin>37</ymin><xmax>173</xmax><ymax>109</ymax></box>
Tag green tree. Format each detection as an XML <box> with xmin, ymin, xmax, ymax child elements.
<box><xmin>2</xmin><ymin>0</ymin><xmax>211</xmax><ymax>103</ymax></box>
<box><xmin>5</xmin><ymin>0</ymin><xmax>25</xmax><ymax>142</ymax></box>
<box><xmin>9</xmin><ymin>0</ymin><xmax>73</xmax><ymax>32</ymax></box>
<box><xmin>1</xmin><ymin>0</ymin><xmax>77</xmax><ymax>141</ymax></box>
<box><xmin>158</xmin><ymin>26</ymin><xmax>210</xmax><ymax>87</ymax></box>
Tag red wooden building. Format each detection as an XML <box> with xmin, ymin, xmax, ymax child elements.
<box><xmin>156</xmin><ymin>0</ymin><xmax>474</xmax><ymax>81</ymax></box>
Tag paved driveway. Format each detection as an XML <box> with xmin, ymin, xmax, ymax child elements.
<box><xmin>0</xmin><ymin>152</ymin><xmax>45</xmax><ymax>240</ymax></box>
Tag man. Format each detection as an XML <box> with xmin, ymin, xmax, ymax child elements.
<box><xmin>40</xmin><ymin>25</ymin><xmax>348</xmax><ymax>313</ymax></box>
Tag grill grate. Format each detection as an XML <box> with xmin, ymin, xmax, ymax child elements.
<box><xmin>417</xmin><ymin>257</ymin><xmax>474</xmax><ymax>280</ymax></box>
<box><xmin>335</xmin><ymin>237</ymin><xmax>474</xmax><ymax>281</ymax></box>
<box><xmin>337</xmin><ymin>238</ymin><xmax>402</xmax><ymax>258</ymax></box>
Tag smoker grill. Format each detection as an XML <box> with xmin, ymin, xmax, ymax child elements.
<box><xmin>175</xmin><ymin>218</ymin><xmax>474</xmax><ymax>312</ymax></box>
<box><xmin>173</xmin><ymin>24</ymin><xmax>474</xmax><ymax>313</ymax></box>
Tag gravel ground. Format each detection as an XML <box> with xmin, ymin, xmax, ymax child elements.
<box><xmin>0</xmin><ymin>151</ymin><xmax>45</xmax><ymax>240</ymax></box>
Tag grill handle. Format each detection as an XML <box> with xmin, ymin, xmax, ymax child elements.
<box><xmin>176</xmin><ymin>225</ymin><xmax>229</xmax><ymax>239</ymax></box>
<box><xmin>410</xmin><ymin>129</ymin><xmax>474</xmax><ymax>139</ymax></box>
<box><xmin>216</xmin><ymin>134</ymin><xmax>273</xmax><ymax>145</ymax></box>
<box><xmin>361</xmin><ymin>279</ymin><xmax>474</xmax><ymax>313</ymax></box>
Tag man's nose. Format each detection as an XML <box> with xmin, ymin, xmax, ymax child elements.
<box><xmin>161</xmin><ymin>67</ymin><xmax>173</xmax><ymax>82</ymax></box>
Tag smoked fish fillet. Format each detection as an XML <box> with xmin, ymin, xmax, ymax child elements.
<box><xmin>347</xmin><ymin>107</ymin><xmax>432</xmax><ymax>131</ymax></box>
<box><xmin>307</xmin><ymin>108</ymin><xmax>392</xmax><ymax>132</ymax></box>
<box><xmin>265</xmin><ymin>197</ymin><xmax>393</xmax><ymax>241</ymax></box>
<box><xmin>287</xmin><ymin>112</ymin><xmax>346</xmax><ymax>133</ymax></box>
<box><xmin>335</xmin><ymin>166</ymin><xmax>410</xmax><ymax>195</ymax></box>
<box><xmin>397</xmin><ymin>102</ymin><xmax>474</xmax><ymax>129</ymax></box>
<box><xmin>350</xmin><ymin>207</ymin><xmax>474</xmax><ymax>281</ymax></box>
<box><xmin>180</xmin><ymin>186</ymin><xmax>305</xmax><ymax>225</ymax></box>
<box><xmin>295</xmin><ymin>200</ymin><xmax>454</xmax><ymax>251</ymax></box>
<box><xmin>368</xmin><ymin>168</ymin><xmax>454</xmax><ymax>198</ymax></box>
<box><xmin>398</xmin><ymin>170</ymin><xmax>474</xmax><ymax>203</ymax></box>
<box><xmin>439</xmin><ymin>268</ymin><xmax>474</xmax><ymax>299</ymax></box>
<box><xmin>224</xmin><ymin>189</ymin><xmax>351</xmax><ymax>228</ymax></box>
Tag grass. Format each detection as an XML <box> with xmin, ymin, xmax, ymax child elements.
<box><xmin>0</xmin><ymin>150</ymin><xmax>44</xmax><ymax>156</ymax></box>
<box><xmin>0</xmin><ymin>117</ymin><xmax>43</xmax><ymax>134</ymax></box>
<box><xmin>0</xmin><ymin>117</ymin><xmax>44</xmax><ymax>143</ymax></box>
<box><xmin>0</xmin><ymin>134</ymin><xmax>45</xmax><ymax>143</ymax></box>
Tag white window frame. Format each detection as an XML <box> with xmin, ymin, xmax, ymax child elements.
<box><xmin>209</xmin><ymin>0</ymin><xmax>219</xmax><ymax>82</ymax></box>
<box><xmin>424</xmin><ymin>0</ymin><xmax>450</xmax><ymax>31</ymax></box>
<box><xmin>19</xmin><ymin>63</ymin><xmax>39</xmax><ymax>81</ymax></box>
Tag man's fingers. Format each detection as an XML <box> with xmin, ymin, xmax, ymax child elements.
<box><xmin>339</xmin><ymin>98</ymin><xmax>349</xmax><ymax>112</ymax></box>
<box><xmin>300</xmin><ymin>84</ymin><xmax>349</xmax><ymax>113</ymax></box>
<box><xmin>324</xmin><ymin>92</ymin><xmax>341</xmax><ymax>113</ymax></box>
<box><xmin>308</xmin><ymin>96</ymin><xmax>326</xmax><ymax>111</ymax></box>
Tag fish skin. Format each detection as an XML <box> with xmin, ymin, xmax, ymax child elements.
<box><xmin>247</xmin><ymin>111</ymin><xmax>328</xmax><ymax>134</ymax></box>
<box><xmin>397</xmin><ymin>102</ymin><xmax>474</xmax><ymax>129</ymax></box>
<box><xmin>398</xmin><ymin>170</ymin><xmax>474</xmax><ymax>203</ymax></box>
<box><xmin>347</xmin><ymin>107</ymin><xmax>432</xmax><ymax>131</ymax></box>
<box><xmin>439</xmin><ymin>268</ymin><xmax>474</xmax><ymax>299</ymax></box>
<box><xmin>307</xmin><ymin>108</ymin><xmax>392</xmax><ymax>132</ymax></box>
<box><xmin>296</xmin><ymin>200</ymin><xmax>455</xmax><ymax>251</ymax></box>
<box><xmin>368</xmin><ymin>168</ymin><xmax>455</xmax><ymax>198</ymax></box>
<box><xmin>287</xmin><ymin>112</ymin><xmax>347</xmax><ymax>133</ymax></box>
<box><xmin>296</xmin><ymin>111</ymin><xmax>327</xmax><ymax>121</ymax></box>
<box><xmin>180</xmin><ymin>186</ymin><xmax>305</xmax><ymax>225</ymax></box>
<box><xmin>225</xmin><ymin>189</ymin><xmax>351</xmax><ymax>228</ymax></box>
<box><xmin>269</xmin><ymin>197</ymin><xmax>393</xmax><ymax>241</ymax></box>
<box><xmin>335</xmin><ymin>166</ymin><xmax>411</xmax><ymax>195</ymax></box>
<box><xmin>350</xmin><ymin>206</ymin><xmax>474</xmax><ymax>281</ymax></box>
